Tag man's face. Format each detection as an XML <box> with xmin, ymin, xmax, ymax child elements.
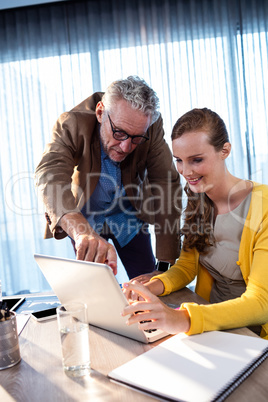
<box><xmin>96</xmin><ymin>99</ymin><xmax>151</xmax><ymax>162</ymax></box>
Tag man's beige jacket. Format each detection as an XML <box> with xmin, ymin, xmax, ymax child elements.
<box><xmin>35</xmin><ymin>93</ymin><xmax>181</xmax><ymax>262</ymax></box>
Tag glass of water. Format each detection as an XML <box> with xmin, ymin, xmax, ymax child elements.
<box><xmin>57</xmin><ymin>302</ymin><xmax>90</xmax><ymax>377</ymax></box>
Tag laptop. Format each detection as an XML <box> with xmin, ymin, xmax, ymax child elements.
<box><xmin>34</xmin><ymin>254</ymin><xmax>169</xmax><ymax>344</ymax></box>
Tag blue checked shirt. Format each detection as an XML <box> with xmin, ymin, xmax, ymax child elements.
<box><xmin>81</xmin><ymin>142</ymin><xmax>143</xmax><ymax>247</ymax></box>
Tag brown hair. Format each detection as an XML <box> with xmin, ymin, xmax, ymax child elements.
<box><xmin>172</xmin><ymin>108</ymin><xmax>229</xmax><ymax>253</ymax></box>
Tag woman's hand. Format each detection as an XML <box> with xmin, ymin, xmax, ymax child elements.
<box><xmin>121</xmin><ymin>281</ymin><xmax>191</xmax><ymax>334</ymax></box>
<box><xmin>123</xmin><ymin>277</ymin><xmax>164</xmax><ymax>302</ymax></box>
<box><xmin>129</xmin><ymin>270</ymin><xmax>160</xmax><ymax>285</ymax></box>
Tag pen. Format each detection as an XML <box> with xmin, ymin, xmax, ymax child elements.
<box><xmin>0</xmin><ymin>280</ymin><xmax>11</xmax><ymax>322</ymax></box>
<box><xmin>0</xmin><ymin>305</ymin><xmax>11</xmax><ymax>321</ymax></box>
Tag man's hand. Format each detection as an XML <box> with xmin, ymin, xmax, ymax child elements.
<box><xmin>75</xmin><ymin>233</ymin><xmax>117</xmax><ymax>274</ymax></box>
<box><xmin>59</xmin><ymin>212</ymin><xmax>117</xmax><ymax>274</ymax></box>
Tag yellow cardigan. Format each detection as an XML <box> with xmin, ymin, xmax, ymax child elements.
<box><xmin>153</xmin><ymin>183</ymin><xmax>268</xmax><ymax>339</ymax></box>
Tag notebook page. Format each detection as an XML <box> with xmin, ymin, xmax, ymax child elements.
<box><xmin>109</xmin><ymin>331</ymin><xmax>268</xmax><ymax>402</ymax></box>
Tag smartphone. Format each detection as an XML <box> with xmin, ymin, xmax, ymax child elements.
<box><xmin>31</xmin><ymin>308</ymin><xmax>57</xmax><ymax>322</ymax></box>
<box><xmin>2</xmin><ymin>297</ymin><xmax>26</xmax><ymax>312</ymax></box>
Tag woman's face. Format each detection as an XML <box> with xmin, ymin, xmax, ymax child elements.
<box><xmin>172</xmin><ymin>130</ymin><xmax>227</xmax><ymax>195</ymax></box>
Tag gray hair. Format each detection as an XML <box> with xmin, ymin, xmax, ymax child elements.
<box><xmin>102</xmin><ymin>76</ymin><xmax>160</xmax><ymax>124</ymax></box>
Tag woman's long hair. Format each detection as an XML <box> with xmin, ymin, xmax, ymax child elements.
<box><xmin>172</xmin><ymin>108</ymin><xmax>229</xmax><ymax>253</ymax></box>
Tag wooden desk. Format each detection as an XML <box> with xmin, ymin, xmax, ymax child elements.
<box><xmin>1</xmin><ymin>288</ymin><xmax>268</xmax><ymax>402</ymax></box>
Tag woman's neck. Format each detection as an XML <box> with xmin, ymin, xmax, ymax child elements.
<box><xmin>206</xmin><ymin>174</ymin><xmax>252</xmax><ymax>215</ymax></box>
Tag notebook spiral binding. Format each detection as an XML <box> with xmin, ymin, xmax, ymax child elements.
<box><xmin>213</xmin><ymin>346</ymin><xmax>268</xmax><ymax>402</ymax></box>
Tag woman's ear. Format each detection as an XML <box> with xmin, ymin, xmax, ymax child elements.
<box><xmin>96</xmin><ymin>101</ymin><xmax>104</xmax><ymax>123</ymax></box>
<box><xmin>221</xmin><ymin>142</ymin><xmax>231</xmax><ymax>159</ymax></box>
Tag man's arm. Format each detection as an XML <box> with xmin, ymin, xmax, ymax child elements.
<box><xmin>35</xmin><ymin>111</ymin><xmax>84</xmax><ymax>235</ymax></box>
<box><xmin>59</xmin><ymin>212</ymin><xmax>117</xmax><ymax>274</ymax></box>
<box><xmin>35</xmin><ymin>104</ymin><xmax>117</xmax><ymax>272</ymax></box>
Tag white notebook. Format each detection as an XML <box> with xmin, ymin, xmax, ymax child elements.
<box><xmin>109</xmin><ymin>331</ymin><xmax>268</xmax><ymax>402</ymax></box>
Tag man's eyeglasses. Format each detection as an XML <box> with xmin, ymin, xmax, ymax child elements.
<box><xmin>108</xmin><ymin>114</ymin><xmax>149</xmax><ymax>145</ymax></box>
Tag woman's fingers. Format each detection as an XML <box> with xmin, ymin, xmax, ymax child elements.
<box><xmin>121</xmin><ymin>289</ymin><xmax>191</xmax><ymax>334</ymax></box>
<box><xmin>122</xmin><ymin>280</ymin><xmax>157</xmax><ymax>303</ymax></box>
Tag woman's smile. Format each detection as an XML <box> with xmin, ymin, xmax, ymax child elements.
<box><xmin>186</xmin><ymin>176</ymin><xmax>203</xmax><ymax>185</ymax></box>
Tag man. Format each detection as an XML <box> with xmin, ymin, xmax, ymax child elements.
<box><xmin>35</xmin><ymin>76</ymin><xmax>181</xmax><ymax>279</ymax></box>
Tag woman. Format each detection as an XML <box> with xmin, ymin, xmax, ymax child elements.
<box><xmin>121</xmin><ymin>108</ymin><xmax>268</xmax><ymax>339</ymax></box>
